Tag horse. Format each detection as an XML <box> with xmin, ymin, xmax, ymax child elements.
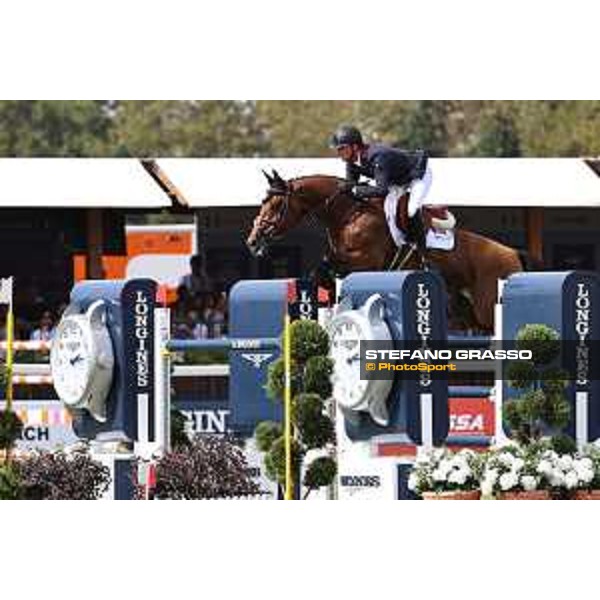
<box><xmin>246</xmin><ymin>170</ymin><xmax>526</xmax><ymax>332</ymax></box>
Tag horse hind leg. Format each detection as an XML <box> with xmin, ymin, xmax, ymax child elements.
<box><xmin>447</xmin><ymin>287</ymin><xmax>479</xmax><ymax>332</ymax></box>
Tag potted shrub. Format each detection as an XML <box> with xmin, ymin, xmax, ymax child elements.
<box><xmin>0</xmin><ymin>462</ymin><xmax>20</xmax><ymax>499</ymax></box>
<box><xmin>15</xmin><ymin>448</ymin><xmax>111</xmax><ymax>500</ymax></box>
<box><xmin>0</xmin><ymin>409</ymin><xmax>23</xmax><ymax>464</ymax></box>
<box><xmin>256</xmin><ymin>319</ymin><xmax>337</xmax><ymax>499</ymax></box>
<box><xmin>152</xmin><ymin>435</ymin><xmax>263</xmax><ymax>499</ymax></box>
<box><xmin>503</xmin><ymin>323</ymin><xmax>570</xmax><ymax>447</ymax></box>
<box><xmin>497</xmin><ymin>323</ymin><xmax>575</xmax><ymax>499</ymax></box>
<box><xmin>408</xmin><ymin>447</ymin><xmax>484</xmax><ymax>499</ymax></box>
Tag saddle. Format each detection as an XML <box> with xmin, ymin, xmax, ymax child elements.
<box><xmin>395</xmin><ymin>192</ymin><xmax>456</xmax><ymax>234</ymax></box>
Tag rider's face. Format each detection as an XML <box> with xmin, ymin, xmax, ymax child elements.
<box><xmin>336</xmin><ymin>144</ymin><xmax>357</xmax><ymax>162</ymax></box>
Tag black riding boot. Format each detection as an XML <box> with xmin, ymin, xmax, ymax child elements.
<box><xmin>406</xmin><ymin>214</ymin><xmax>428</xmax><ymax>269</ymax></box>
<box><xmin>407</xmin><ymin>214</ymin><xmax>427</xmax><ymax>252</ymax></box>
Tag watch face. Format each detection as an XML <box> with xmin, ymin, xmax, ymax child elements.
<box><xmin>329</xmin><ymin>315</ymin><xmax>370</xmax><ymax>410</ymax></box>
<box><xmin>51</xmin><ymin>318</ymin><xmax>92</xmax><ymax>407</ymax></box>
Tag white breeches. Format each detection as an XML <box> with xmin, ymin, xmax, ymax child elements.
<box><xmin>383</xmin><ymin>166</ymin><xmax>434</xmax><ymax>248</ymax></box>
<box><xmin>385</xmin><ymin>165</ymin><xmax>433</xmax><ymax>219</ymax></box>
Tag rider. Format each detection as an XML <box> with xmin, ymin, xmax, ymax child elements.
<box><xmin>330</xmin><ymin>125</ymin><xmax>430</xmax><ymax>254</ymax></box>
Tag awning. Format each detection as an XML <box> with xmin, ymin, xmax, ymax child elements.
<box><xmin>0</xmin><ymin>159</ymin><xmax>170</xmax><ymax>208</ymax></box>
<box><xmin>156</xmin><ymin>157</ymin><xmax>600</xmax><ymax>208</ymax></box>
<box><xmin>427</xmin><ymin>158</ymin><xmax>600</xmax><ymax>207</ymax></box>
<box><xmin>0</xmin><ymin>157</ymin><xmax>598</xmax><ymax>209</ymax></box>
<box><xmin>155</xmin><ymin>158</ymin><xmax>346</xmax><ymax>208</ymax></box>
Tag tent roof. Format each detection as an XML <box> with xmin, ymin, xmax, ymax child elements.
<box><xmin>0</xmin><ymin>159</ymin><xmax>170</xmax><ymax>208</ymax></box>
<box><xmin>156</xmin><ymin>157</ymin><xmax>600</xmax><ymax>208</ymax></box>
<box><xmin>0</xmin><ymin>157</ymin><xmax>599</xmax><ymax>209</ymax></box>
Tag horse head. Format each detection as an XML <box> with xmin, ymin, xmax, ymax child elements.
<box><xmin>246</xmin><ymin>169</ymin><xmax>310</xmax><ymax>258</ymax></box>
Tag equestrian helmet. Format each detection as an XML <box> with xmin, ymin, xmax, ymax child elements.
<box><xmin>330</xmin><ymin>125</ymin><xmax>364</xmax><ymax>148</ymax></box>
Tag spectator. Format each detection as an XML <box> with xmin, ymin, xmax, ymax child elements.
<box><xmin>179</xmin><ymin>255</ymin><xmax>214</xmax><ymax>298</ymax></box>
<box><xmin>204</xmin><ymin>292</ymin><xmax>227</xmax><ymax>338</ymax></box>
<box><xmin>30</xmin><ymin>310</ymin><xmax>56</xmax><ymax>342</ymax></box>
<box><xmin>173</xmin><ymin>320</ymin><xmax>193</xmax><ymax>340</ymax></box>
<box><xmin>189</xmin><ymin>310</ymin><xmax>209</xmax><ymax>340</ymax></box>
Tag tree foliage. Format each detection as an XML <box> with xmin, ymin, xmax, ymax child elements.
<box><xmin>111</xmin><ymin>100</ymin><xmax>268</xmax><ymax>157</ymax></box>
<box><xmin>1</xmin><ymin>100</ymin><xmax>600</xmax><ymax>158</ymax></box>
<box><xmin>0</xmin><ymin>410</ymin><xmax>24</xmax><ymax>451</ymax></box>
<box><xmin>0</xmin><ymin>101</ymin><xmax>112</xmax><ymax>156</ymax></box>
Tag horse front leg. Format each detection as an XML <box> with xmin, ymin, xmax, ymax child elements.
<box><xmin>471</xmin><ymin>277</ymin><xmax>497</xmax><ymax>333</ymax></box>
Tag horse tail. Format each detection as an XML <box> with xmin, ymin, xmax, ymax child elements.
<box><xmin>518</xmin><ymin>250</ymin><xmax>545</xmax><ymax>272</ymax></box>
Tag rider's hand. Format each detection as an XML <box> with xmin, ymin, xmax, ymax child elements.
<box><xmin>338</xmin><ymin>181</ymin><xmax>354</xmax><ymax>194</ymax></box>
<box><xmin>352</xmin><ymin>186</ymin><xmax>368</xmax><ymax>199</ymax></box>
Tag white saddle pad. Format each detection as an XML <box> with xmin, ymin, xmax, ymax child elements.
<box><xmin>426</xmin><ymin>228</ymin><xmax>455</xmax><ymax>251</ymax></box>
<box><xmin>384</xmin><ymin>199</ymin><xmax>455</xmax><ymax>251</ymax></box>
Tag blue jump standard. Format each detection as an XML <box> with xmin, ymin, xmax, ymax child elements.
<box><xmin>167</xmin><ymin>337</ymin><xmax>281</xmax><ymax>352</ymax></box>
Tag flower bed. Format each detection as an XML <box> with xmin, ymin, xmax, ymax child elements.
<box><xmin>409</xmin><ymin>447</ymin><xmax>484</xmax><ymax>499</ymax></box>
<box><xmin>408</xmin><ymin>440</ymin><xmax>600</xmax><ymax>500</ymax></box>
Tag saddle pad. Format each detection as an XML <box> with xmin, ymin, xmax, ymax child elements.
<box><xmin>426</xmin><ymin>228</ymin><xmax>455</xmax><ymax>251</ymax></box>
<box><xmin>384</xmin><ymin>193</ymin><xmax>455</xmax><ymax>251</ymax></box>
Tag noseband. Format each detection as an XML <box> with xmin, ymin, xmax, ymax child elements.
<box><xmin>255</xmin><ymin>180</ymin><xmax>349</xmax><ymax>243</ymax></box>
<box><xmin>257</xmin><ymin>186</ymin><xmax>292</xmax><ymax>238</ymax></box>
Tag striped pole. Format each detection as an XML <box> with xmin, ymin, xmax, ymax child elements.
<box><xmin>283</xmin><ymin>280</ymin><xmax>297</xmax><ymax>500</ymax></box>
<box><xmin>5</xmin><ymin>279</ymin><xmax>14</xmax><ymax>412</ymax></box>
<box><xmin>283</xmin><ymin>311</ymin><xmax>293</xmax><ymax>500</ymax></box>
<box><xmin>0</xmin><ymin>340</ymin><xmax>52</xmax><ymax>352</ymax></box>
<box><xmin>11</xmin><ymin>375</ymin><xmax>53</xmax><ymax>386</ymax></box>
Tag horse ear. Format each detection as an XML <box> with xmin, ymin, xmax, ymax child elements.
<box><xmin>272</xmin><ymin>169</ymin><xmax>288</xmax><ymax>191</ymax></box>
<box><xmin>262</xmin><ymin>169</ymin><xmax>274</xmax><ymax>185</ymax></box>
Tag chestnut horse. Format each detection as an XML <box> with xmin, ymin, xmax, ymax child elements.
<box><xmin>246</xmin><ymin>171</ymin><xmax>525</xmax><ymax>332</ymax></box>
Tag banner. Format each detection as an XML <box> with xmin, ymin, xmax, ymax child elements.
<box><xmin>0</xmin><ymin>277</ymin><xmax>12</xmax><ymax>305</ymax></box>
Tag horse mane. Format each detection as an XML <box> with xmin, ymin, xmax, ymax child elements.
<box><xmin>289</xmin><ymin>174</ymin><xmax>344</xmax><ymax>186</ymax></box>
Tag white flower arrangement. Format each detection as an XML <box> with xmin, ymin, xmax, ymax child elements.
<box><xmin>529</xmin><ymin>449</ymin><xmax>593</xmax><ymax>492</ymax></box>
<box><xmin>480</xmin><ymin>445</ymin><xmax>542</xmax><ymax>497</ymax></box>
<box><xmin>408</xmin><ymin>447</ymin><xmax>483</xmax><ymax>495</ymax></box>
<box><xmin>409</xmin><ymin>441</ymin><xmax>600</xmax><ymax>499</ymax></box>
<box><xmin>480</xmin><ymin>442</ymin><xmax>600</xmax><ymax>498</ymax></box>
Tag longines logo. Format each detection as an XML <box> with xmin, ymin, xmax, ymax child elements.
<box><xmin>575</xmin><ymin>282</ymin><xmax>590</xmax><ymax>386</ymax></box>
<box><xmin>415</xmin><ymin>282</ymin><xmax>432</xmax><ymax>338</ymax></box>
<box><xmin>134</xmin><ymin>290</ymin><xmax>151</xmax><ymax>388</ymax></box>
<box><xmin>241</xmin><ymin>352</ymin><xmax>273</xmax><ymax>369</ymax></box>
<box><xmin>297</xmin><ymin>288</ymin><xmax>314</xmax><ymax>320</ymax></box>
<box><xmin>416</xmin><ymin>281</ymin><xmax>433</xmax><ymax>388</ymax></box>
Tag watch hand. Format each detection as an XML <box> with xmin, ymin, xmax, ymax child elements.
<box><xmin>70</xmin><ymin>354</ymin><xmax>83</xmax><ymax>366</ymax></box>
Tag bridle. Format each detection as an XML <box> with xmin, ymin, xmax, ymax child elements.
<box><xmin>251</xmin><ymin>172</ymin><xmax>356</xmax><ymax>256</ymax></box>
<box><xmin>257</xmin><ymin>185</ymin><xmax>292</xmax><ymax>239</ymax></box>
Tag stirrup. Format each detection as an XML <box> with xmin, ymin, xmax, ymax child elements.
<box><xmin>411</xmin><ymin>243</ymin><xmax>429</xmax><ymax>271</ymax></box>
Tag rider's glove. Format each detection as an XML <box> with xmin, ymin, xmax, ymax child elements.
<box><xmin>337</xmin><ymin>181</ymin><xmax>355</xmax><ymax>194</ymax></box>
<box><xmin>352</xmin><ymin>185</ymin><xmax>374</xmax><ymax>199</ymax></box>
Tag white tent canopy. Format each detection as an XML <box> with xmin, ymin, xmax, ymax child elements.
<box><xmin>0</xmin><ymin>159</ymin><xmax>170</xmax><ymax>208</ymax></box>
<box><xmin>428</xmin><ymin>158</ymin><xmax>600</xmax><ymax>207</ymax></box>
<box><xmin>157</xmin><ymin>157</ymin><xmax>600</xmax><ymax>208</ymax></box>
<box><xmin>0</xmin><ymin>157</ymin><xmax>598</xmax><ymax>209</ymax></box>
